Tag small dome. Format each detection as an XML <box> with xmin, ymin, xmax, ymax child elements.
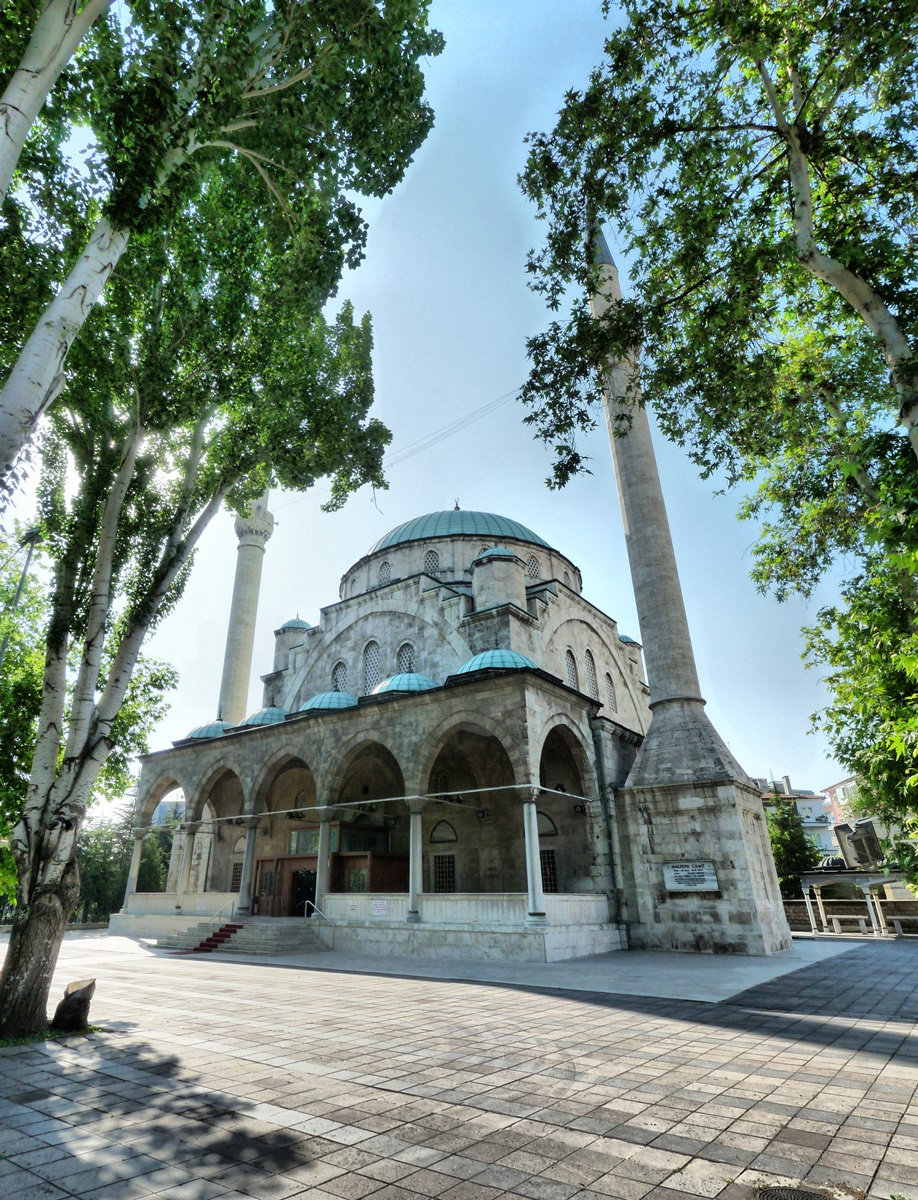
<box><xmin>455</xmin><ymin>648</ymin><xmax>537</xmax><ymax>674</ymax></box>
<box><xmin>372</xmin><ymin>673</ymin><xmax>440</xmax><ymax>695</ymax></box>
<box><xmin>473</xmin><ymin>545</ymin><xmax>519</xmax><ymax>562</ymax></box>
<box><xmin>619</xmin><ymin>634</ymin><xmax>639</xmax><ymax>645</ymax></box>
<box><xmin>278</xmin><ymin>616</ymin><xmax>310</xmax><ymax>632</ymax></box>
<box><xmin>299</xmin><ymin>691</ymin><xmax>359</xmax><ymax>711</ymax></box>
<box><xmin>185</xmin><ymin>720</ymin><xmax>234</xmax><ymax>740</ymax></box>
<box><xmin>238</xmin><ymin>705</ymin><xmax>288</xmax><ymax>727</ymax></box>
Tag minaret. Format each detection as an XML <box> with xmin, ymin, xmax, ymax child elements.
<box><xmin>591</xmin><ymin>233</ymin><xmax>790</xmax><ymax>954</ymax></box>
<box><xmin>217</xmin><ymin>491</ymin><xmax>275</xmax><ymax>726</ymax></box>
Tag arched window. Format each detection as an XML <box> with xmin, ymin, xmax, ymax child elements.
<box><xmin>585</xmin><ymin>650</ymin><xmax>598</xmax><ymax>700</ymax></box>
<box><xmin>232</xmin><ymin>836</ymin><xmax>246</xmax><ymax>854</ymax></box>
<box><xmin>363</xmin><ymin>641</ymin><xmax>381</xmax><ymax>693</ymax></box>
<box><xmin>605</xmin><ymin>673</ymin><xmax>617</xmax><ymax>712</ymax></box>
<box><xmin>424</xmin><ymin>549</ymin><xmax>440</xmax><ymax>575</ymax></box>
<box><xmin>332</xmin><ymin>661</ymin><xmax>347</xmax><ymax>692</ymax></box>
<box><xmin>537</xmin><ymin>811</ymin><xmax>558</xmax><ymax>837</ymax></box>
<box><xmin>377</xmin><ymin>560</ymin><xmax>391</xmax><ymax>586</ymax></box>
<box><xmin>435</xmin><ymin>771</ymin><xmax>449</xmax><ymax>795</ymax></box>
<box><xmin>563</xmin><ymin>571</ymin><xmax>571</xmax><ymax>588</ymax></box>
<box><xmin>397</xmin><ymin>642</ymin><xmax>415</xmax><ymax>674</ymax></box>
<box><xmin>565</xmin><ymin>649</ymin><xmax>579</xmax><ymax>690</ymax></box>
<box><xmin>478</xmin><ymin>546</ymin><xmax>490</xmax><ymax>558</ymax></box>
<box><xmin>525</xmin><ymin>555</ymin><xmax>540</xmax><ymax>580</ymax></box>
<box><xmin>430</xmin><ymin>820</ymin><xmax>457</xmax><ymax>844</ymax></box>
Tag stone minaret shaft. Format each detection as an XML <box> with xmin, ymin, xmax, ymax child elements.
<box><xmin>590</xmin><ymin>234</ymin><xmax>746</xmax><ymax>786</ymax></box>
<box><xmin>217</xmin><ymin>491</ymin><xmax>275</xmax><ymax>726</ymax></box>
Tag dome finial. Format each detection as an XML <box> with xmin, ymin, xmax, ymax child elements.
<box><xmin>454</xmin><ymin>498</ymin><xmax>460</xmax><ymax>510</ymax></box>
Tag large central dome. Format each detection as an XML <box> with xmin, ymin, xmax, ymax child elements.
<box><xmin>369</xmin><ymin>509</ymin><xmax>549</xmax><ymax>554</ymax></box>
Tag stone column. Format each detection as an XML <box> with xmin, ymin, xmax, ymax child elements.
<box><xmin>801</xmin><ymin>886</ymin><xmax>819</xmax><ymax>935</ymax></box>
<box><xmin>235</xmin><ymin>821</ymin><xmax>260</xmax><ymax>917</ymax></box>
<box><xmin>813</xmin><ymin>885</ymin><xmax>828</xmax><ymax>932</ymax></box>
<box><xmin>523</xmin><ymin>790</ymin><xmax>546</xmax><ymax>922</ymax></box>
<box><xmin>174</xmin><ymin>822</ymin><xmax>199</xmax><ymax>912</ymax></box>
<box><xmin>217</xmin><ymin>492</ymin><xmax>275</xmax><ymax>726</ymax></box>
<box><xmin>315</xmin><ymin>813</ymin><xmax>332</xmax><ymax>911</ymax></box>
<box><xmin>861</xmin><ymin>885</ymin><xmax>883</xmax><ymax>936</ymax></box>
<box><xmin>407</xmin><ymin>801</ymin><xmax>425</xmax><ymax>923</ymax></box>
<box><xmin>121</xmin><ymin>827</ymin><xmax>149</xmax><ymax>911</ymax></box>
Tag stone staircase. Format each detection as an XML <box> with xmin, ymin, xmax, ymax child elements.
<box><xmin>157</xmin><ymin>917</ymin><xmax>329</xmax><ymax>956</ymax></box>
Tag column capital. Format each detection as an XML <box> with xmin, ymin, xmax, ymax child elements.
<box><xmin>523</xmin><ymin>786</ymin><xmax>540</xmax><ymax>805</ymax></box>
<box><xmin>408</xmin><ymin>798</ymin><xmax>427</xmax><ymax>815</ymax></box>
<box><xmin>183</xmin><ymin>821</ymin><xmax>201</xmax><ymax>834</ymax></box>
<box><xmin>132</xmin><ymin>826</ymin><xmax>151</xmax><ymax>838</ymax></box>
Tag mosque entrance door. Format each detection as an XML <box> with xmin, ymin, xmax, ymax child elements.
<box><xmin>291</xmin><ymin>868</ymin><xmax>317</xmax><ymax>917</ymax></box>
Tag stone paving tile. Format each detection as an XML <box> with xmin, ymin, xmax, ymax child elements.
<box><xmin>1</xmin><ymin>938</ymin><xmax>917</xmax><ymax>1200</ymax></box>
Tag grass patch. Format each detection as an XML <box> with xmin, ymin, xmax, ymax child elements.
<box><xmin>0</xmin><ymin>1025</ymin><xmax>102</xmax><ymax>1049</ymax></box>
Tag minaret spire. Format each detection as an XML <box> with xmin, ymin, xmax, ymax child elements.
<box><xmin>589</xmin><ymin>232</ymin><xmax>790</xmax><ymax>954</ymax></box>
<box><xmin>217</xmin><ymin>490</ymin><xmax>274</xmax><ymax>726</ymax></box>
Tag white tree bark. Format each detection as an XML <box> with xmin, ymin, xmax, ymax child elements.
<box><xmin>0</xmin><ymin>0</ymin><xmax>114</xmax><ymax>201</ymax></box>
<box><xmin>756</xmin><ymin>59</ymin><xmax>918</xmax><ymax>463</ymax></box>
<box><xmin>0</xmin><ymin>215</ymin><xmax>130</xmax><ymax>489</ymax></box>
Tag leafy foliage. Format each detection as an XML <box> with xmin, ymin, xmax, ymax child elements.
<box><xmin>765</xmin><ymin>801</ymin><xmax>821</xmax><ymax>897</ymax></box>
<box><xmin>76</xmin><ymin>810</ymin><xmax>174</xmax><ymax>923</ymax></box>
<box><xmin>519</xmin><ymin>0</ymin><xmax>918</xmax><ymax>829</ymax></box>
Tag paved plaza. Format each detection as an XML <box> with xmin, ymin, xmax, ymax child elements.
<box><xmin>1</xmin><ymin>935</ymin><xmax>917</xmax><ymax>1200</ymax></box>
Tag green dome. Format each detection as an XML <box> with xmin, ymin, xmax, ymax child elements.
<box><xmin>185</xmin><ymin>720</ymin><xmax>234</xmax><ymax>740</ymax></box>
<box><xmin>279</xmin><ymin>617</ymin><xmax>310</xmax><ymax>632</ymax></box>
<box><xmin>619</xmin><ymin>634</ymin><xmax>639</xmax><ymax>645</ymax></box>
<box><xmin>474</xmin><ymin>545</ymin><xmax>519</xmax><ymax>561</ymax></box>
<box><xmin>239</xmin><ymin>705</ymin><xmax>288</xmax><ymax>727</ymax></box>
<box><xmin>372</xmin><ymin>673</ymin><xmax>440</xmax><ymax>695</ymax></box>
<box><xmin>369</xmin><ymin>510</ymin><xmax>549</xmax><ymax>553</ymax></box>
<box><xmin>299</xmin><ymin>691</ymin><xmax>358</xmax><ymax>711</ymax></box>
<box><xmin>455</xmin><ymin>648</ymin><xmax>538</xmax><ymax>674</ymax></box>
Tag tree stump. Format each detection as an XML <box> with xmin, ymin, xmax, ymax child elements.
<box><xmin>50</xmin><ymin>978</ymin><xmax>95</xmax><ymax>1031</ymax></box>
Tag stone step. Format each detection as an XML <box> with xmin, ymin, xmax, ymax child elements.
<box><xmin>157</xmin><ymin>919</ymin><xmax>327</xmax><ymax>956</ymax></box>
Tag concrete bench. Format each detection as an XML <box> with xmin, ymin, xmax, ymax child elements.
<box><xmin>830</xmin><ymin>915</ymin><xmax>870</xmax><ymax>935</ymax></box>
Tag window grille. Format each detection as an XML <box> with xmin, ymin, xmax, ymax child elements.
<box><xmin>332</xmin><ymin>661</ymin><xmax>347</xmax><ymax>692</ymax></box>
<box><xmin>435</xmin><ymin>771</ymin><xmax>449</xmax><ymax>795</ymax></box>
<box><xmin>363</xmin><ymin>641</ymin><xmax>381</xmax><ymax>693</ymax></box>
<box><xmin>585</xmin><ymin>650</ymin><xmax>598</xmax><ymax>699</ymax></box>
<box><xmin>563</xmin><ymin>571</ymin><xmax>571</xmax><ymax>587</ymax></box>
<box><xmin>433</xmin><ymin>854</ymin><xmax>456</xmax><ymax>893</ymax></box>
<box><xmin>565</xmin><ymin>649</ymin><xmax>579</xmax><ymax>690</ymax></box>
<box><xmin>424</xmin><ymin>549</ymin><xmax>440</xmax><ymax>575</ymax></box>
<box><xmin>377</xmin><ymin>560</ymin><xmax>391</xmax><ymax>586</ymax></box>
<box><xmin>397</xmin><ymin>642</ymin><xmax>415</xmax><ymax>674</ymax></box>
<box><xmin>230</xmin><ymin>862</ymin><xmax>243</xmax><ymax>892</ymax></box>
<box><xmin>540</xmin><ymin>849</ymin><xmax>558</xmax><ymax>893</ymax></box>
<box><xmin>525</xmin><ymin>555</ymin><xmax>540</xmax><ymax>580</ymax></box>
<box><xmin>605</xmin><ymin>673</ymin><xmax>617</xmax><ymax>712</ymax></box>
<box><xmin>259</xmin><ymin>870</ymin><xmax>274</xmax><ymax>898</ymax></box>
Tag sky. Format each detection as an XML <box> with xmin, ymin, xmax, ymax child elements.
<box><xmin>20</xmin><ymin>1</ymin><xmax>848</xmax><ymax>795</ymax></box>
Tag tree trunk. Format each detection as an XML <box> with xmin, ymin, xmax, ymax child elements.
<box><xmin>0</xmin><ymin>0</ymin><xmax>113</xmax><ymax>202</ymax></box>
<box><xmin>0</xmin><ymin>855</ymin><xmax>80</xmax><ymax>1037</ymax></box>
<box><xmin>0</xmin><ymin>215</ymin><xmax>130</xmax><ymax>494</ymax></box>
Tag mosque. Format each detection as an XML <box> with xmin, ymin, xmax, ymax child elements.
<box><xmin>111</xmin><ymin>240</ymin><xmax>791</xmax><ymax>961</ymax></box>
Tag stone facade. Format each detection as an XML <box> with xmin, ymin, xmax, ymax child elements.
<box><xmin>113</xmin><ymin>508</ymin><xmax>788</xmax><ymax>958</ymax></box>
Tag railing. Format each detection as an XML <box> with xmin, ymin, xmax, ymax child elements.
<box><xmin>212</xmin><ymin>898</ymin><xmax>236</xmax><ymax>922</ymax></box>
<box><xmin>305</xmin><ymin>900</ymin><xmax>335</xmax><ymax>926</ymax></box>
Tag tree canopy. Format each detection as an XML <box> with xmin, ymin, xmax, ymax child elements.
<box><xmin>1</xmin><ymin>0</ymin><xmax>443</xmax><ymax>493</ymax></box>
<box><xmin>519</xmin><ymin>0</ymin><xmax>918</xmax><ymax>822</ymax></box>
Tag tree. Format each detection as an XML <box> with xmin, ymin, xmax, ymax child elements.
<box><xmin>0</xmin><ymin>0</ymin><xmax>113</xmax><ymax>202</ymax></box>
<box><xmin>518</xmin><ymin>0</ymin><xmax>918</xmax><ymax>826</ymax></box>
<box><xmin>0</xmin><ymin>151</ymin><xmax>396</xmax><ymax>1034</ymax></box>
<box><xmin>765</xmin><ymin>802</ymin><xmax>821</xmax><ymax>898</ymax></box>
<box><xmin>76</xmin><ymin>807</ymin><xmax>173</xmax><ymax>922</ymax></box>
<box><xmin>0</xmin><ymin>0</ymin><xmax>442</xmax><ymax>494</ymax></box>
<box><xmin>0</xmin><ymin>531</ymin><xmax>178</xmax><ymax>909</ymax></box>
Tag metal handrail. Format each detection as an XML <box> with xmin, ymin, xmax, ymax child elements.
<box><xmin>305</xmin><ymin>900</ymin><xmax>335</xmax><ymax>926</ymax></box>
<box><xmin>211</xmin><ymin>898</ymin><xmax>236</xmax><ymax>921</ymax></box>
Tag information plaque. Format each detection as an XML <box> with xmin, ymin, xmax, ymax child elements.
<box><xmin>370</xmin><ymin>899</ymin><xmax>389</xmax><ymax>917</ymax></box>
<box><xmin>663</xmin><ymin>861</ymin><xmax>719</xmax><ymax>892</ymax></box>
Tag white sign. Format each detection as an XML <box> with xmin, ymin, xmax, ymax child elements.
<box><xmin>370</xmin><ymin>899</ymin><xmax>388</xmax><ymax>917</ymax></box>
<box><xmin>348</xmin><ymin>899</ymin><xmax>358</xmax><ymax>914</ymax></box>
<box><xmin>663</xmin><ymin>861</ymin><xmax>719</xmax><ymax>892</ymax></box>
